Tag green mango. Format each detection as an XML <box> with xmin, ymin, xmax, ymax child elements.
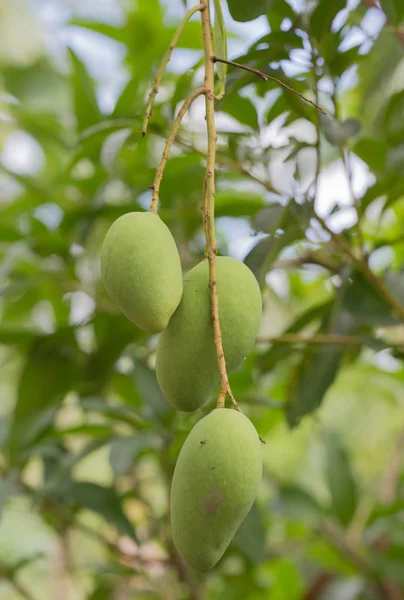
<box><xmin>156</xmin><ymin>257</ymin><xmax>262</xmax><ymax>411</ymax></box>
<box><xmin>101</xmin><ymin>212</ymin><xmax>183</xmax><ymax>333</ymax></box>
<box><xmin>171</xmin><ymin>408</ymin><xmax>262</xmax><ymax>571</ymax></box>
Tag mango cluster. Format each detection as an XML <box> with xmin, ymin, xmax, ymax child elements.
<box><xmin>100</xmin><ymin>211</ymin><xmax>263</xmax><ymax>571</ymax></box>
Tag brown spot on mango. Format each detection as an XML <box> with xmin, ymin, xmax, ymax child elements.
<box><xmin>204</xmin><ymin>489</ymin><xmax>225</xmax><ymax>515</ymax></box>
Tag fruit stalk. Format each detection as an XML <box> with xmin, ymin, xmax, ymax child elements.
<box><xmin>150</xmin><ymin>87</ymin><xmax>205</xmax><ymax>213</ymax></box>
<box><xmin>142</xmin><ymin>3</ymin><xmax>205</xmax><ymax>137</ymax></box>
<box><xmin>200</xmin><ymin>0</ymin><xmax>232</xmax><ymax>409</ymax></box>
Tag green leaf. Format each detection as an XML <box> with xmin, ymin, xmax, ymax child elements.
<box><xmin>213</xmin><ymin>0</ymin><xmax>227</xmax><ymax>94</ymax></box>
<box><xmin>374</xmin><ymin>545</ymin><xmax>404</xmax><ymax>585</ymax></box>
<box><xmin>245</xmin><ymin>228</ymin><xmax>301</xmax><ymax>285</ymax></box>
<box><xmin>0</xmin><ymin>474</ymin><xmax>22</xmax><ymax>519</ymax></box>
<box><xmin>65</xmin><ymin>482</ymin><xmax>137</xmax><ymax>541</ymax></box>
<box><xmin>310</xmin><ymin>0</ymin><xmax>346</xmax><ymax>41</ymax></box>
<box><xmin>383</xmin><ymin>90</ymin><xmax>404</xmax><ymax>146</ymax></box>
<box><xmin>379</xmin><ymin>0</ymin><xmax>404</xmax><ymax>25</ymax></box>
<box><xmin>252</xmin><ymin>204</ymin><xmax>285</xmax><ymax>233</ymax></box>
<box><xmin>133</xmin><ymin>359</ymin><xmax>171</xmax><ymax>417</ymax></box>
<box><xmin>227</xmin><ymin>0</ymin><xmax>272</xmax><ymax>22</ymax></box>
<box><xmin>274</xmin><ymin>485</ymin><xmax>322</xmax><ymax>523</ymax></box>
<box><xmin>109</xmin><ymin>434</ymin><xmax>154</xmax><ymax>477</ymax></box>
<box><xmin>258</xmin><ymin>301</ymin><xmax>333</xmax><ymax>371</ymax></box>
<box><xmin>215</xmin><ymin>190</ymin><xmax>266</xmax><ymax>218</ymax></box>
<box><xmin>233</xmin><ymin>503</ymin><xmax>266</xmax><ymax>563</ymax></box>
<box><xmin>80</xmin><ymin>399</ymin><xmax>148</xmax><ymax>430</ymax></box>
<box><xmin>320</xmin><ymin>115</ymin><xmax>361</xmax><ymax>146</ymax></box>
<box><xmin>325</xmin><ymin>432</ymin><xmax>358</xmax><ymax>526</ymax></box>
<box><xmin>218</xmin><ymin>94</ymin><xmax>259</xmax><ymax>129</ymax></box>
<box><xmin>8</xmin><ymin>330</ymin><xmax>81</xmax><ymax>464</ymax></box>
<box><xmin>342</xmin><ymin>272</ymin><xmax>400</xmax><ymax>326</ymax></box>
<box><xmin>68</xmin><ymin>49</ymin><xmax>102</xmax><ymax>132</ymax></box>
<box><xmin>353</xmin><ymin>137</ymin><xmax>388</xmax><ymax>173</ymax></box>
<box><xmin>287</xmin><ymin>341</ymin><xmax>344</xmax><ymax>427</ymax></box>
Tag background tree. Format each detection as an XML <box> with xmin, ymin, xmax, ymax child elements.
<box><xmin>0</xmin><ymin>0</ymin><xmax>403</xmax><ymax>598</ymax></box>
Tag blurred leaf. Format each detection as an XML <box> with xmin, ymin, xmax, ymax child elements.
<box><xmin>89</xmin><ymin>581</ymin><xmax>115</xmax><ymax>600</ymax></box>
<box><xmin>258</xmin><ymin>301</ymin><xmax>333</xmax><ymax>371</ymax></box>
<box><xmin>218</xmin><ymin>94</ymin><xmax>259</xmax><ymax>129</ymax></box>
<box><xmin>253</xmin><ymin>204</ymin><xmax>285</xmax><ymax>233</ymax></box>
<box><xmin>101</xmin><ymin>129</ymin><xmax>133</xmax><ymax>173</ymax></box>
<box><xmin>213</xmin><ymin>0</ymin><xmax>227</xmax><ymax>90</ymax></box>
<box><xmin>286</xmin><ymin>289</ymin><xmax>352</xmax><ymax>426</ymax></box>
<box><xmin>8</xmin><ymin>330</ymin><xmax>81</xmax><ymax>464</ymax></box>
<box><xmin>321</xmin><ymin>115</ymin><xmax>361</xmax><ymax>146</ymax></box>
<box><xmin>310</xmin><ymin>0</ymin><xmax>346</xmax><ymax>40</ymax></box>
<box><xmin>353</xmin><ymin>137</ymin><xmax>388</xmax><ymax>173</ymax></box>
<box><xmin>287</xmin><ymin>341</ymin><xmax>344</xmax><ymax>426</ymax></box>
<box><xmin>0</xmin><ymin>474</ymin><xmax>21</xmax><ymax>519</ymax></box>
<box><xmin>80</xmin><ymin>399</ymin><xmax>148</xmax><ymax>430</ymax></box>
<box><xmin>379</xmin><ymin>0</ymin><xmax>404</xmax><ymax>25</ymax></box>
<box><xmin>325</xmin><ymin>432</ymin><xmax>358</xmax><ymax>526</ymax></box>
<box><xmin>215</xmin><ymin>190</ymin><xmax>266</xmax><ymax>217</ymax></box>
<box><xmin>68</xmin><ymin>49</ymin><xmax>102</xmax><ymax>132</ymax></box>
<box><xmin>375</xmin><ymin>546</ymin><xmax>404</xmax><ymax>585</ymax></box>
<box><xmin>109</xmin><ymin>434</ymin><xmax>154</xmax><ymax>477</ymax></box>
<box><xmin>65</xmin><ymin>482</ymin><xmax>137</xmax><ymax>541</ymax></box>
<box><xmin>274</xmin><ymin>485</ymin><xmax>322</xmax><ymax>522</ymax></box>
<box><xmin>234</xmin><ymin>502</ymin><xmax>266</xmax><ymax>563</ymax></box>
<box><xmin>342</xmin><ymin>272</ymin><xmax>401</xmax><ymax>326</ymax></box>
<box><xmin>133</xmin><ymin>359</ymin><xmax>171</xmax><ymax>417</ymax></box>
<box><xmin>383</xmin><ymin>90</ymin><xmax>404</xmax><ymax>146</ymax></box>
<box><xmin>227</xmin><ymin>0</ymin><xmax>272</xmax><ymax>22</ymax></box>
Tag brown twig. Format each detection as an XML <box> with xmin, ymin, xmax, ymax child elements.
<box><xmin>150</xmin><ymin>87</ymin><xmax>205</xmax><ymax>213</ymax></box>
<box><xmin>314</xmin><ymin>212</ymin><xmax>404</xmax><ymax>320</ymax></box>
<box><xmin>142</xmin><ymin>3</ymin><xmax>204</xmax><ymax>136</ymax></box>
<box><xmin>200</xmin><ymin>0</ymin><xmax>235</xmax><ymax>410</ymax></box>
<box><xmin>212</xmin><ymin>56</ymin><xmax>327</xmax><ymax>114</ymax></box>
<box><xmin>302</xmin><ymin>573</ymin><xmax>335</xmax><ymax>600</ymax></box>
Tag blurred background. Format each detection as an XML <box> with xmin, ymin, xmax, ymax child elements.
<box><xmin>0</xmin><ymin>0</ymin><xmax>404</xmax><ymax>598</ymax></box>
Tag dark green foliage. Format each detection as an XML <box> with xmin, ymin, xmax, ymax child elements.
<box><xmin>0</xmin><ymin>0</ymin><xmax>403</xmax><ymax>597</ymax></box>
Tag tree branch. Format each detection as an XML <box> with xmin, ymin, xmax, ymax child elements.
<box><xmin>150</xmin><ymin>87</ymin><xmax>205</xmax><ymax>213</ymax></box>
<box><xmin>200</xmin><ymin>0</ymin><xmax>235</xmax><ymax>410</ymax></box>
<box><xmin>142</xmin><ymin>3</ymin><xmax>204</xmax><ymax>136</ymax></box>
<box><xmin>212</xmin><ymin>56</ymin><xmax>327</xmax><ymax>114</ymax></box>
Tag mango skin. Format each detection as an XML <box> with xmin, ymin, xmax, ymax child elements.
<box><xmin>156</xmin><ymin>257</ymin><xmax>262</xmax><ymax>411</ymax></box>
<box><xmin>171</xmin><ymin>408</ymin><xmax>262</xmax><ymax>571</ymax></box>
<box><xmin>101</xmin><ymin>212</ymin><xmax>183</xmax><ymax>333</ymax></box>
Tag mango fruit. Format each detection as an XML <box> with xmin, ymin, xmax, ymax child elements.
<box><xmin>156</xmin><ymin>256</ymin><xmax>262</xmax><ymax>411</ymax></box>
<box><xmin>101</xmin><ymin>212</ymin><xmax>183</xmax><ymax>333</ymax></box>
<box><xmin>171</xmin><ymin>408</ymin><xmax>262</xmax><ymax>571</ymax></box>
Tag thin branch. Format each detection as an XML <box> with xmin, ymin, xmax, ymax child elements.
<box><xmin>256</xmin><ymin>333</ymin><xmax>365</xmax><ymax>346</ymax></box>
<box><xmin>271</xmin><ymin>254</ymin><xmax>343</xmax><ymax>274</ymax></box>
<box><xmin>150</xmin><ymin>87</ymin><xmax>205</xmax><ymax>213</ymax></box>
<box><xmin>200</xmin><ymin>0</ymin><xmax>234</xmax><ymax>411</ymax></box>
<box><xmin>212</xmin><ymin>56</ymin><xmax>327</xmax><ymax>115</ymax></box>
<box><xmin>313</xmin><ymin>212</ymin><xmax>404</xmax><ymax>320</ymax></box>
<box><xmin>142</xmin><ymin>3</ymin><xmax>204</xmax><ymax>136</ymax></box>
